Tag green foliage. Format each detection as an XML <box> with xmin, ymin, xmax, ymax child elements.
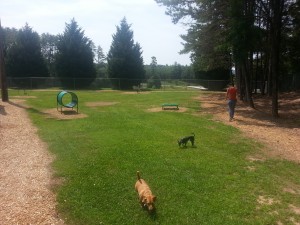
<box><xmin>95</xmin><ymin>45</ymin><xmax>106</xmax><ymax>65</ymax></box>
<box><xmin>228</xmin><ymin>0</ymin><xmax>257</xmax><ymax>64</ymax></box>
<box><xmin>107</xmin><ymin>17</ymin><xmax>145</xmax><ymax>89</ymax></box>
<box><xmin>150</xmin><ymin>56</ymin><xmax>158</xmax><ymax>76</ymax></box>
<box><xmin>171</xmin><ymin>62</ymin><xmax>183</xmax><ymax>79</ymax></box>
<box><xmin>195</xmin><ymin>68</ymin><xmax>230</xmax><ymax>80</ymax></box>
<box><xmin>145</xmin><ymin>63</ymin><xmax>194</xmax><ymax>81</ymax></box>
<box><xmin>95</xmin><ymin>45</ymin><xmax>107</xmax><ymax>78</ymax></box>
<box><xmin>55</xmin><ymin>18</ymin><xmax>96</xmax><ymax>88</ymax></box>
<box><xmin>5</xmin><ymin>24</ymin><xmax>48</xmax><ymax>79</ymax></box>
<box><xmin>40</xmin><ymin>33</ymin><xmax>58</xmax><ymax>76</ymax></box>
<box><xmin>14</xmin><ymin>89</ymin><xmax>300</xmax><ymax>224</ymax></box>
<box><xmin>156</xmin><ymin>0</ymin><xmax>232</xmax><ymax>73</ymax></box>
<box><xmin>147</xmin><ymin>74</ymin><xmax>162</xmax><ymax>89</ymax></box>
<box><xmin>3</xmin><ymin>27</ymin><xmax>18</xmax><ymax>51</ymax></box>
<box><xmin>285</xmin><ymin>1</ymin><xmax>300</xmax><ymax>74</ymax></box>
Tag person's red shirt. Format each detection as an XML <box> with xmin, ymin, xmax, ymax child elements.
<box><xmin>226</xmin><ymin>87</ymin><xmax>237</xmax><ymax>100</ymax></box>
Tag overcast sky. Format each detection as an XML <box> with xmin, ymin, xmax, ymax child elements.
<box><xmin>0</xmin><ymin>0</ymin><xmax>191</xmax><ymax>65</ymax></box>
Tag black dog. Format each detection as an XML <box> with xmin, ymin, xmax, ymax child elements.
<box><xmin>178</xmin><ymin>133</ymin><xmax>195</xmax><ymax>147</ymax></box>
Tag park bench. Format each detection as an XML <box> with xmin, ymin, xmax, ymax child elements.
<box><xmin>162</xmin><ymin>103</ymin><xmax>179</xmax><ymax>110</ymax></box>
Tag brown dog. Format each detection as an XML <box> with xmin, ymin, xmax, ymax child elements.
<box><xmin>135</xmin><ymin>171</ymin><xmax>156</xmax><ymax>211</ymax></box>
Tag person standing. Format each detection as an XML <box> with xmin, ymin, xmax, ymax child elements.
<box><xmin>226</xmin><ymin>83</ymin><xmax>238</xmax><ymax>121</ymax></box>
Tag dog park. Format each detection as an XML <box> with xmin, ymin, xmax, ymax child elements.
<box><xmin>0</xmin><ymin>88</ymin><xmax>300</xmax><ymax>225</ymax></box>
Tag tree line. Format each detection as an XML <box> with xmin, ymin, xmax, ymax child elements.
<box><xmin>1</xmin><ymin>17</ymin><xmax>194</xmax><ymax>90</ymax></box>
<box><xmin>155</xmin><ymin>0</ymin><xmax>300</xmax><ymax>117</ymax></box>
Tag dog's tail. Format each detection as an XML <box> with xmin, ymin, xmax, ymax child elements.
<box><xmin>137</xmin><ymin>171</ymin><xmax>141</xmax><ymax>181</ymax></box>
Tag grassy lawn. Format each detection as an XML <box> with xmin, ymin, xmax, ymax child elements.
<box><xmin>10</xmin><ymin>89</ymin><xmax>300</xmax><ymax>225</ymax></box>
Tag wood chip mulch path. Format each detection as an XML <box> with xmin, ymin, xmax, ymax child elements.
<box><xmin>0</xmin><ymin>99</ymin><xmax>64</xmax><ymax>224</ymax></box>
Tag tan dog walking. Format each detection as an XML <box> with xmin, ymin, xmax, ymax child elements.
<box><xmin>135</xmin><ymin>171</ymin><xmax>156</xmax><ymax>211</ymax></box>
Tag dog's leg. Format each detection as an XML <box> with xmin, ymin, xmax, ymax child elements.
<box><xmin>191</xmin><ymin>138</ymin><xmax>194</xmax><ymax>146</ymax></box>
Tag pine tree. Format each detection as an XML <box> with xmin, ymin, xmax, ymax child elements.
<box><xmin>55</xmin><ymin>18</ymin><xmax>96</xmax><ymax>88</ymax></box>
<box><xmin>40</xmin><ymin>33</ymin><xmax>58</xmax><ymax>77</ymax></box>
<box><xmin>107</xmin><ymin>17</ymin><xmax>145</xmax><ymax>89</ymax></box>
<box><xmin>5</xmin><ymin>23</ymin><xmax>48</xmax><ymax>78</ymax></box>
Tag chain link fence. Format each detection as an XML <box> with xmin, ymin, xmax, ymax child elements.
<box><xmin>6</xmin><ymin>77</ymin><xmax>230</xmax><ymax>91</ymax></box>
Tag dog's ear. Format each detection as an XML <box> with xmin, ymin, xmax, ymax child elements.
<box><xmin>152</xmin><ymin>196</ymin><xmax>157</xmax><ymax>202</ymax></box>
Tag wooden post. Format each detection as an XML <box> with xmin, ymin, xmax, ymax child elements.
<box><xmin>0</xmin><ymin>20</ymin><xmax>9</xmax><ymax>102</ymax></box>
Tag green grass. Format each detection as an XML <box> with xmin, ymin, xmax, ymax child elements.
<box><xmin>10</xmin><ymin>89</ymin><xmax>300</xmax><ymax>225</ymax></box>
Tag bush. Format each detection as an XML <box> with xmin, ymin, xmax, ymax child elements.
<box><xmin>147</xmin><ymin>75</ymin><xmax>161</xmax><ymax>89</ymax></box>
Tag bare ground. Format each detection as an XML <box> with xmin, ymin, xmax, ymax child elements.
<box><xmin>197</xmin><ymin>91</ymin><xmax>300</xmax><ymax>162</ymax></box>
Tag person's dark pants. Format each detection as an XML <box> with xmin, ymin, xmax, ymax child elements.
<box><xmin>228</xmin><ymin>100</ymin><xmax>237</xmax><ymax>119</ymax></box>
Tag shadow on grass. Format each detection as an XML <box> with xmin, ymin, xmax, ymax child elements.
<box><xmin>179</xmin><ymin>145</ymin><xmax>197</xmax><ymax>149</ymax></box>
<box><xmin>149</xmin><ymin>210</ymin><xmax>158</xmax><ymax>221</ymax></box>
<box><xmin>27</xmin><ymin>107</ymin><xmax>48</xmax><ymax>116</ymax></box>
<box><xmin>8</xmin><ymin>100</ymin><xmax>29</xmax><ymax>110</ymax></box>
<box><xmin>58</xmin><ymin>110</ymin><xmax>78</xmax><ymax>115</ymax></box>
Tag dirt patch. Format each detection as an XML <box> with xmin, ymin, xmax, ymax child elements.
<box><xmin>198</xmin><ymin>91</ymin><xmax>300</xmax><ymax>162</ymax></box>
<box><xmin>12</xmin><ymin>96</ymin><xmax>37</xmax><ymax>99</ymax></box>
<box><xmin>283</xmin><ymin>182</ymin><xmax>300</xmax><ymax>195</ymax></box>
<box><xmin>246</xmin><ymin>155</ymin><xmax>266</xmax><ymax>162</ymax></box>
<box><xmin>43</xmin><ymin>108</ymin><xmax>88</xmax><ymax>120</ymax></box>
<box><xmin>257</xmin><ymin>195</ymin><xmax>280</xmax><ymax>206</ymax></box>
<box><xmin>85</xmin><ymin>101</ymin><xmax>118</xmax><ymax>107</ymax></box>
<box><xmin>122</xmin><ymin>91</ymin><xmax>151</xmax><ymax>94</ymax></box>
<box><xmin>147</xmin><ymin>107</ymin><xmax>188</xmax><ymax>112</ymax></box>
<box><xmin>290</xmin><ymin>204</ymin><xmax>300</xmax><ymax>215</ymax></box>
<box><xmin>96</xmin><ymin>89</ymin><xmax>117</xmax><ymax>92</ymax></box>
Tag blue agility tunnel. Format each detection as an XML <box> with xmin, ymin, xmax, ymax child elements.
<box><xmin>57</xmin><ymin>90</ymin><xmax>78</xmax><ymax>113</ymax></box>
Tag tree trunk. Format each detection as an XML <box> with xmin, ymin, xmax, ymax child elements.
<box><xmin>254</xmin><ymin>52</ymin><xmax>259</xmax><ymax>94</ymax></box>
<box><xmin>242</xmin><ymin>60</ymin><xmax>254</xmax><ymax>108</ymax></box>
<box><xmin>270</xmin><ymin>0</ymin><xmax>284</xmax><ymax>118</ymax></box>
<box><xmin>235</xmin><ymin>65</ymin><xmax>244</xmax><ymax>101</ymax></box>
<box><xmin>261</xmin><ymin>53</ymin><xmax>266</xmax><ymax>95</ymax></box>
<box><xmin>0</xmin><ymin>22</ymin><xmax>9</xmax><ymax>102</ymax></box>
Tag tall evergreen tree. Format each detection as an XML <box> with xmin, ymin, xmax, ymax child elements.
<box><xmin>95</xmin><ymin>45</ymin><xmax>106</xmax><ymax>64</ymax></box>
<box><xmin>150</xmin><ymin>56</ymin><xmax>158</xmax><ymax>76</ymax></box>
<box><xmin>5</xmin><ymin>23</ymin><xmax>48</xmax><ymax>78</ymax></box>
<box><xmin>55</xmin><ymin>18</ymin><xmax>96</xmax><ymax>88</ymax></box>
<box><xmin>40</xmin><ymin>33</ymin><xmax>58</xmax><ymax>76</ymax></box>
<box><xmin>107</xmin><ymin>17</ymin><xmax>145</xmax><ymax>89</ymax></box>
<box><xmin>94</xmin><ymin>45</ymin><xmax>107</xmax><ymax>78</ymax></box>
<box><xmin>286</xmin><ymin>0</ymin><xmax>300</xmax><ymax>77</ymax></box>
<box><xmin>156</xmin><ymin>0</ymin><xmax>231</xmax><ymax>72</ymax></box>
